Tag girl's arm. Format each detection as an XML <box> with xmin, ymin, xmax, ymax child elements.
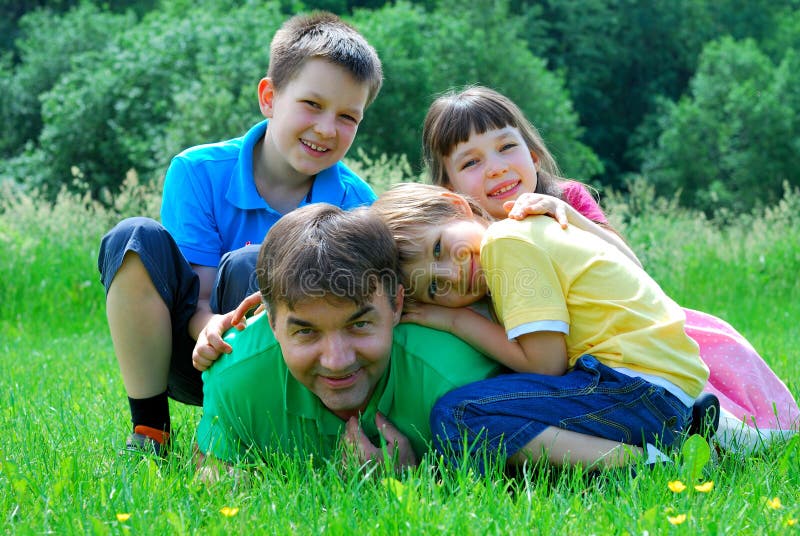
<box><xmin>401</xmin><ymin>303</ymin><xmax>566</xmax><ymax>374</ymax></box>
<box><xmin>505</xmin><ymin>193</ymin><xmax>642</xmax><ymax>268</ymax></box>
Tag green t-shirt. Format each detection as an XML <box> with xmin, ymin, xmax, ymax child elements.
<box><xmin>196</xmin><ymin>314</ymin><xmax>503</xmax><ymax>463</ymax></box>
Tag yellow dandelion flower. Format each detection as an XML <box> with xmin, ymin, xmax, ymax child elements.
<box><xmin>381</xmin><ymin>477</ymin><xmax>406</xmax><ymax>501</ymax></box>
<box><xmin>785</xmin><ymin>518</ymin><xmax>797</xmax><ymax>527</ymax></box>
<box><xmin>116</xmin><ymin>513</ymin><xmax>131</xmax><ymax>522</ymax></box>
<box><xmin>220</xmin><ymin>506</ymin><xmax>239</xmax><ymax>517</ymax></box>
<box><xmin>667</xmin><ymin>514</ymin><xmax>687</xmax><ymax>525</ymax></box>
<box><xmin>767</xmin><ymin>497</ymin><xmax>782</xmax><ymax>510</ymax></box>
<box><xmin>668</xmin><ymin>480</ymin><xmax>687</xmax><ymax>493</ymax></box>
<box><xmin>694</xmin><ymin>481</ymin><xmax>714</xmax><ymax>493</ymax></box>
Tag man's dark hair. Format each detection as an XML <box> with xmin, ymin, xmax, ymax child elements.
<box><xmin>257</xmin><ymin>204</ymin><xmax>400</xmax><ymax>316</ymax></box>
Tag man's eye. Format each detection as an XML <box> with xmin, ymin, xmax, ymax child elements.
<box><xmin>294</xmin><ymin>328</ymin><xmax>314</xmax><ymax>336</ymax></box>
<box><xmin>352</xmin><ymin>320</ymin><xmax>369</xmax><ymax>329</ymax></box>
<box><xmin>433</xmin><ymin>240</ymin><xmax>441</xmax><ymax>259</ymax></box>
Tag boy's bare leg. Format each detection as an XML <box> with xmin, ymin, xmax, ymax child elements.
<box><xmin>106</xmin><ymin>252</ymin><xmax>171</xmax><ymax>399</ymax></box>
<box><xmin>508</xmin><ymin>426</ymin><xmax>644</xmax><ymax>470</ymax></box>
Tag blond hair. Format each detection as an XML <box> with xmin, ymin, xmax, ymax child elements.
<box><xmin>371</xmin><ymin>183</ymin><xmax>489</xmax><ymax>287</ymax></box>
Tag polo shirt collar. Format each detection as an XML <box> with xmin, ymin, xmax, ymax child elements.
<box><xmin>226</xmin><ymin>119</ymin><xmax>349</xmax><ymax>211</ymax></box>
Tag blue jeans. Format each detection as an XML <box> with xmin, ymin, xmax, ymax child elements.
<box><xmin>430</xmin><ymin>355</ymin><xmax>691</xmax><ymax>464</ymax></box>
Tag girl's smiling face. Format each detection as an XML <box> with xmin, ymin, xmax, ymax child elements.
<box><xmin>444</xmin><ymin>126</ymin><xmax>538</xmax><ymax>219</ymax></box>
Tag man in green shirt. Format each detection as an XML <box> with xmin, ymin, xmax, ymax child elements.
<box><xmin>195</xmin><ymin>203</ymin><xmax>502</xmax><ymax>469</ymax></box>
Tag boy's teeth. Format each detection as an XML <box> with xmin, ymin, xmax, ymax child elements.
<box><xmin>303</xmin><ymin>140</ymin><xmax>328</xmax><ymax>152</ymax></box>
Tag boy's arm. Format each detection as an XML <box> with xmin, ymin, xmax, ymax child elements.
<box><xmin>402</xmin><ymin>303</ymin><xmax>561</xmax><ymax>374</ymax></box>
<box><xmin>192</xmin><ymin>291</ymin><xmax>262</xmax><ymax>371</ymax></box>
<box><xmin>187</xmin><ymin>264</ymin><xmax>217</xmax><ymax>342</ymax></box>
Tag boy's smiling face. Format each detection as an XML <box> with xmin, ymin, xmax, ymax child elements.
<box><xmin>259</xmin><ymin>57</ymin><xmax>370</xmax><ymax>182</ymax></box>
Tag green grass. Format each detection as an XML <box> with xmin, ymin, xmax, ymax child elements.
<box><xmin>1</xmin><ymin>179</ymin><xmax>799</xmax><ymax>534</ymax></box>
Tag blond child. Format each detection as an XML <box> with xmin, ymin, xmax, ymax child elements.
<box><xmin>372</xmin><ymin>179</ymin><xmax>709</xmax><ymax>470</ymax></box>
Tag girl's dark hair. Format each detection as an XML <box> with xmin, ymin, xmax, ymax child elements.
<box><xmin>423</xmin><ymin>85</ymin><xmax>564</xmax><ymax>199</ymax></box>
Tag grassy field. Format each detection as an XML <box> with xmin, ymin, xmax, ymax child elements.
<box><xmin>1</xmin><ymin>178</ymin><xmax>798</xmax><ymax>534</ymax></box>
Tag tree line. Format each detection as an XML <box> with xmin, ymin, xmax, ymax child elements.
<box><xmin>1</xmin><ymin>0</ymin><xmax>798</xmax><ymax>213</ymax></box>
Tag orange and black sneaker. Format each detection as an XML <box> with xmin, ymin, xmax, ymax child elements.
<box><xmin>124</xmin><ymin>425</ymin><xmax>170</xmax><ymax>458</ymax></box>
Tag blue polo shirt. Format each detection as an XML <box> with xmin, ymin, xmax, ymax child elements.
<box><xmin>160</xmin><ymin>120</ymin><xmax>376</xmax><ymax>267</ymax></box>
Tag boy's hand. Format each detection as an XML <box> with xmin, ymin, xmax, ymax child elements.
<box><xmin>192</xmin><ymin>292</ymin><xmax>263</xmax><ymax>371</ymax></box>
<box><xmin>192</xmin><ymin>313</ymin><xmax>235</xmax><ymax>371</ymax></box>
<box><xmin>230</xmin><ymin>291</ymin><xmax>264</xmax><ymax>326</ymax></box>
<box><xmin>341</xmin><ymin>413</ymin><xmax>418</xmax><ymax>472</ymax></box>
<box><xmin>400</xmin><ymin>302</ymin><xmax>457</xmax><ymax>332</ymax></box>
<box><xmin>504</xmin><ymin>193</ymin><xmax>569</xmax><ymax>229</ymax></box>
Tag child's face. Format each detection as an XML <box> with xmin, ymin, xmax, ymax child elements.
<box><xmin>260</xmin><ymin>58</ymin><xmax>370</xmax><ymax>181</ymax></box>
<box><xmin>444</xmin><ymin>126</ymin><xmax>538</xmax><ymax>219</ymax></box>
<box><xmin>404</xmin><ymin>217</ymin><xmax>488</xmax><ymax>308</ymax></box>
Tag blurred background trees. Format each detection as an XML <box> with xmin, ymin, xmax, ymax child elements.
<box><xmin>1</xmin><ymin>0</ymin><xmax>798</xmax><ymax>213</ymax></box>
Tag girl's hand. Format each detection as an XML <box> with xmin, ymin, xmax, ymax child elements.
<box><xmin>504</xmin><ymin>193</ymin><xmax>569</xmax><ymax>229</ymax></box>
<box><xmin>400</xmin><ymin>302</ymin><xmax>457</xmax><ymax>333</ymax></box>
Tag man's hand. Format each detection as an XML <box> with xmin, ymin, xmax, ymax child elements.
<box><xmin>192</xmin><ymin>292</ymin><xmax>263</xmax><ymax>371</ymax></box>
<box><xmin>341</xmin><ymin>413</ymin><xmax>418</xmax><ymax>473</ymax></box>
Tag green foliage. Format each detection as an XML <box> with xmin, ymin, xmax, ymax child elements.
<box><xmin>640</xmin><ymin>38</ymin><xmax>800</xmax><ymax>213</ymax></box>
<box><xmin>344</xmin><ymin>149</ymin><xmax>420</xmax><ymax>195</ymax></box>
<box><xmin>535</xmin><ymin>0</ymin><xmax>717</xmax><ymax>182</ymax></box>
<box><xmin>0</xmin><ymin>4</ymin><xmax>133</xmax><ymax>158</ymax></box>
<box><xmin>5</xmin><ymin>1</ymin><xmax>283</xmax><ymax>199</ymax></box>
<box><xmin>2</xmin><ymin>0</ymin><xmax>800</xmax><ymax>211</ymax></box>
<box><xmin>352</xmin><ymin>0</ymin><xmax>602</xmax><ymax>180</ymax></box>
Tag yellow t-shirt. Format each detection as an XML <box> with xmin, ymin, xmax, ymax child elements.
<box><xmin>481</xmin><ymin>216</ymin><xmax>708</xmax><ymax>398</ymax></box>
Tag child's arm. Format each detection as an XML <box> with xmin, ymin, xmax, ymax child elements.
<box><xmin>401</xmin><ymin>303</ymin><xmax>567</xmax><ymax>374</ymax></box>
<box><xmin>504</xmin><ymin>193</ymin><xmax>642</xmax><ymax>268</ymax></box>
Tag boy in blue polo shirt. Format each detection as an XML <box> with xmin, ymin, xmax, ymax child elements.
<box><xmin>97</xmin><ymin>12</ymin><xmax>383</xmax><ymax>456</ymax></box>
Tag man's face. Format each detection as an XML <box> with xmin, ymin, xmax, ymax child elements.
<box><xmin>270</xmin><ymin>290</ymin><xmax>402</xmax><ymax>420</ymax></box>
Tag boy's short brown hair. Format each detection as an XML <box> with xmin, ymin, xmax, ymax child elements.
<box><xmin>268</xmin><ymin>12</ymin><xmax>383</xmax><ymax>107</ymax></box>
<box><xmin>257</xmin><ymin>203</ymin><xmax>400</xmax><ymax>316</ymax></box>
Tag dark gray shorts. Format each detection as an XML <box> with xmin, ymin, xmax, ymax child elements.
<box><xmin>98</xmin><ymin>217</ymin><xmax>203</xmax><ymax>405</ymax></box>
